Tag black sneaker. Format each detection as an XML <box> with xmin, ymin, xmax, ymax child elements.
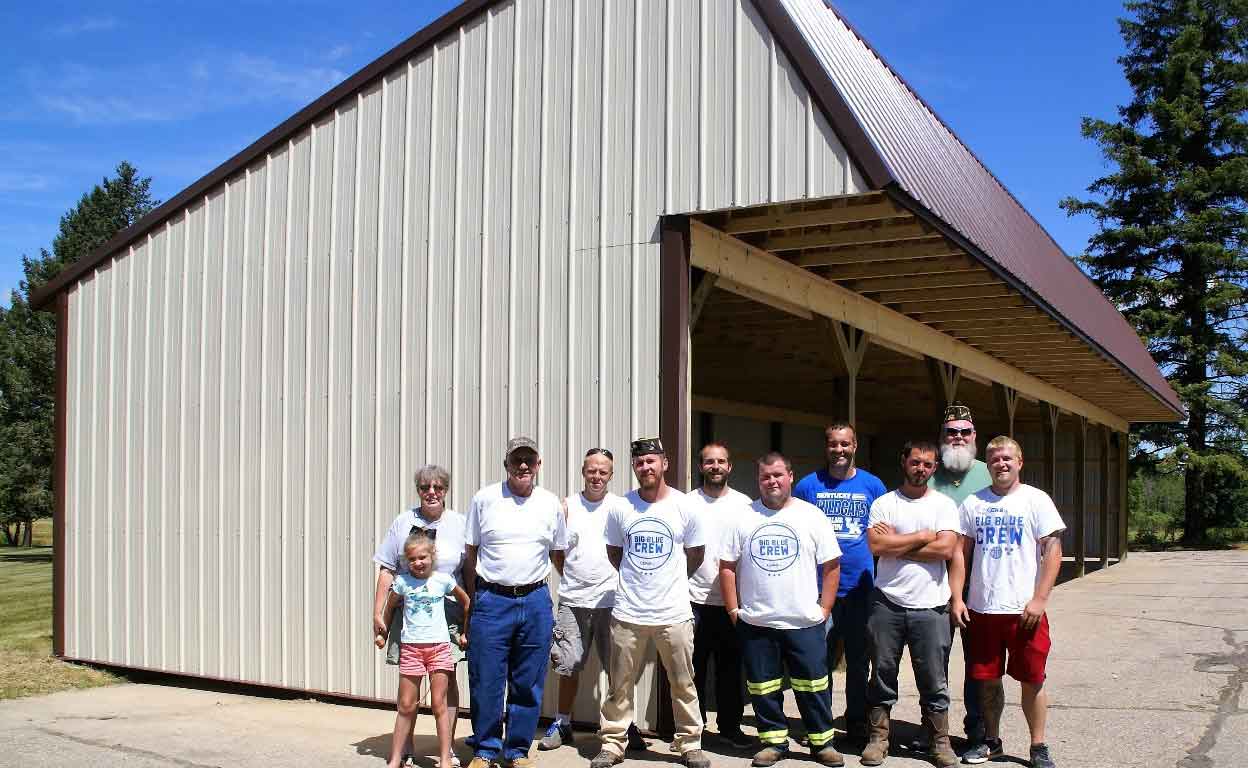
<box><xmin>962</xmin><ymin>738</ymin><xmax>1003</xmax><ymax>764</ymax></box>
<box><xmin>1029</xmin><ymin>743</ymin><xmax>1055</xmax><ymax>768</ymax></box>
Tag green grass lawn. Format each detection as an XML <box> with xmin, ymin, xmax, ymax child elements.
<box><xmin>0</xmin><ymin>543</ymin><xmax>119</xmax><ymax>699</ymax></box>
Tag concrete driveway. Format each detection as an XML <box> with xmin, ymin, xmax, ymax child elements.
<box><xmin>3</xmin><ymin>550</ymin><xmax>1245</xmax><ymax>768</ymax></box>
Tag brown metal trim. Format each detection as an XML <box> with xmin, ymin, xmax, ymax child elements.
<box><xmin>1099</xmin><ymin>426</ymin><xmax>1111</xmax><ymax>567</ymax></box>
<box><xmin>29</xmin><ymin>0</ymin><xmax>496</xmax><ymax>311</ymax></box>
<box><xmin>1118</xmin><ymin>431</ymin><xmax>1130</xmax><ymax>561</ymax></box>
<box><xmin>885</xmin><ymin>185</ymin><xmax>1184</xmax><ymax>421</ymax></box>
<box><xmin>659</xmin><ymin>216</ymin><xmax>691</xmax><ymax>494</ymax></box>
<box><xmin>53</xmin><ymin>292</ymin><xmax>69</xmax><ymax>657</ymax></box>
<box><xmin>1073</xmin><ymin>416</ymin><xmax>1088</xmax><ymax>578</ymax></box>
<box><xmin>750</xmin><ymin>0</ymin><xmax>894</xmax><ymax>190</ymax></box>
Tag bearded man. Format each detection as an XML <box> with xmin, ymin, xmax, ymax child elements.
<box><xmin>927</xmin><ymin>404</ymin><xmax>990</xmax><ymax>753</ymax></box>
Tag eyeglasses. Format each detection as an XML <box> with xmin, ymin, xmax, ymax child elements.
<box><xmin>585</xmin><ymin>447</ymin><xmax>614</xmax><ymax>461</ymax></box>
<box><xmin>943</xmin><ymin>427</ymin><xmax>974</xmax><ymax>438</ymax></box>
<box><xmin>417</xmin><ymin>484</ymin><xmax>446</xmax><ymax>493</ymax></box>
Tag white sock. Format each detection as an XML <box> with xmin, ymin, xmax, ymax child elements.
<box><xmin>556</xmin><ymin>713</ymin><xmax>571</xmax><ymax>726</ymax></box>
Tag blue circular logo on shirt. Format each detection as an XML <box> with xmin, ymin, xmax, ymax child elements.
<box><xmin>749</xmin><ymin>522</ymin><xmax>800</xmax><ymax>573</ymax></box>
<box><xmin>626</xmin><ymin>517</ymin><xmax>675</xmax><ymax>572</ymax></box>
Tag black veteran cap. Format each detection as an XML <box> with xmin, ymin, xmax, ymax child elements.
<box><xmin>630</xmin><ymin>437</ymin><xmax>665</xmax><ymax>457</ymax></box>
<box><xmin>942</xmin><ymin>403</ymin><xmax>973</xmax><ymax>424</ymax></box>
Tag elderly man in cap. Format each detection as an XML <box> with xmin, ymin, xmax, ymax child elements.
<box><xmin>591</xmin><ymin>437</ymin><xmax>711</xmax><ymax>768</ymax></box>
<box><xmin>927</xmin><ymin>403</ymin><xmax>991</xmax><ymax>752</ymax></box>
<box><xmin>463</xmin><ymin>437</ymin><xmax>568</xmax><ymax>768</ymax></box>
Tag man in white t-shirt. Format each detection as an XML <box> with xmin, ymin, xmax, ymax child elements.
<box><xmin>949</xmin><ymin>437</ymin><xmax>1064</xmax><ymax>768</ymax></box>
<box><xmin>720</xmin><ymin>452</ymin><xmax>843</xmax><ymax>768</ymax></box>
<box><xmin>541</xmin><ymin>448</ymin><xmax>644</xmax><ymax>753</ymax></box>
<box><xmin>861</xmin><ymin>440</ymin><xmax>960</xmax><ymax>767</ymax></box>
<box><xmin>463</xmin><ymin>437</ymin><xmax>568</xmax><ymax>768</ymax></box>
<box><xmin>591</xmin><ymin>438</ymin><xmax>710</xmax><ymax>768</ymax></box>
<box><xmin>686</xmin><ymin>442</ymin><xmax>752</xmax><ymax>750</ymax></box>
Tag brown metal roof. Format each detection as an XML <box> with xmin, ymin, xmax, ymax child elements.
<box><xmin>770</xmin><ymin>0</ymin><xmax>1183</xmax><ymax>418</ymax></box>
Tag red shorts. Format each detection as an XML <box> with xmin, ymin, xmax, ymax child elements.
<box><xmin>966</xmin><ymin>611</ymin><xmax>1051</xmax><ymax>685</ymax></box>
<box><xmin>399</xmin><ymin>642</ymin><xmax>455</xmax><ymax>676</ymax></box>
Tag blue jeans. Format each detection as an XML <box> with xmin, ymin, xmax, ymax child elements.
<box><xmin>467</xmin><ymin>585</ymin><xmax>555</xmax><ymax>761</ymax></box>
<box><xmin>826</xmin><ymin>583</ymin><xmax>871</xmax><ymax>725</ymax></box>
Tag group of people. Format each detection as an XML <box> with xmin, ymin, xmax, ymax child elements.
<box><xmin>371</xmin><ymin>405</ymin><xmax>1065</xmax><ymax>768</ymax></box>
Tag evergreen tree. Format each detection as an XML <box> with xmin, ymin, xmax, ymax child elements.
<box><xmin>0</xmin><ymin>162</ymin><xmax>156</xmax><ymax>545</ymax></box>
<box><xmin>1062</xmin><ymin>0</ymin><xmax>1248</xmax><ymax>543</ymax></box>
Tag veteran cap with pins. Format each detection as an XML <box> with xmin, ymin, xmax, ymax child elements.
<box><xmin>942</xmin><ymin>403</ymin><xmax>973</xmax><ymax>424</ymax></box>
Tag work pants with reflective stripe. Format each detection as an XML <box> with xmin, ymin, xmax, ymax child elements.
<box><xmin>737</xmin><ymin>619</ymin><xmax>835</xmax><ymax>748</ymax></box>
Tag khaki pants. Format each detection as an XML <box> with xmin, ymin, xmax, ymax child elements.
<box><xmin>600</xmin><ymin>617</ymin><xmax>702</xmax><ymax>756</ymax></box>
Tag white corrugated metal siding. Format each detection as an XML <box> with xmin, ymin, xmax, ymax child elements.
<box><xmin>61</xmin><ymin>0</ymin><xmax>864</xmax><ymax>707</ymax></box>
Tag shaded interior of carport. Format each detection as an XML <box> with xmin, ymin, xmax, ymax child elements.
<box><xmin>662</xmin><ymin>191</ymin><xmax>1182</xmax><ymax>578</ymax></box>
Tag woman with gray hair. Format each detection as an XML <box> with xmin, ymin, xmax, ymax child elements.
<box><xmin>373</xmin><ymin>465</ymin><xmax>468</xmax><ymax>766</ymax></box>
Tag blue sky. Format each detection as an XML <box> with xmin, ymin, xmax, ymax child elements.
<box><xmin>0</xmin><ymin>1</ymin><xmax>1131</xmax><ymax>305</ymax></box>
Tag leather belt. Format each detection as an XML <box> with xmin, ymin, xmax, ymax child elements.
<box><xmin>477</xmin><ymin>579</ymin><xmax>545</xmax><ymax>598</ymax></box>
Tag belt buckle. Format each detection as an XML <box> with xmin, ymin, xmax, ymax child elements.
<box><xmin>508</xmin><ymin>584</ymin><xmax>523</xmax><ymax>597</ymax></box>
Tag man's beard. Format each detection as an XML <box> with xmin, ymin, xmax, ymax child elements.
<box><xmin>940</xmin><ymin>443</ymin><xmax>976</xmax><ymax>474</ymax></box>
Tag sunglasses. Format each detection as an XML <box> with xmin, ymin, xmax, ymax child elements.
<box><xmin>417</xmin><ymin>483</ymin><xmax>447</xmax><ymax>493</ymax></box>
<box><xmin>585</xmin><ymin>447</ymin><xmax>614</xmax><ymax>461</ymax></box>
<box><xmin>943</xmin><ymin>427</ymin><xmax>974</xmax><ymax>438</ymax></box>
<box><xmin>408</xmin><ymin>525</ymin><xmax>437</xmax><ymax>540</ymax></box>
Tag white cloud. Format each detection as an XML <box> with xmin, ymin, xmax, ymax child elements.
<box><xmin>0</xmin><ymin>172</ymin><xmax>51</xmax><ymax>193</ymax></box>
<box><xmin>49</xmin><ymin>16</ymin><xmax>119</xmax><ymax>37</ymax></box>
<box><xmin>326</xmin><ymin>44</ymin><xmax>352</xmax><ymax>62</ymax></box>
<box><xmin>13</xmin><ymin>54</ymin><xmax>346</xmax><ymax>126</ymax></box>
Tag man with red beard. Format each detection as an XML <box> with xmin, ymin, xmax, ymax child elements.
<box><xmin>927</xmin><ymin>404</ymin><xmax>991</xmax><ymax>754</ymax></box>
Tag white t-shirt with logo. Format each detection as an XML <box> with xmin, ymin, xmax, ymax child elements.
<box><xmin>557</xmin><ymin>492</ymin><xmax>624</xmax><ymax>609</ymax></box>
<box><xmin>373</xmin><ymin>507</ymin><xmax>468</xmax><ymax>587</ymax></box>
<box><xmin>465</xmin><ymin>482</ymin><xmax>567</xmax><ymax>587</ymax></box>
<box><xmin>868</xmin><ymin>490</ymin><xmax>960</xmax><ymax>609</ymax></box>
<box><xmin>958</xmin><ymin>484</ymin><xmax>1067</xmax><ymax>614</ymax></box>
<box><xmin>725</xmin><ymin>497</ymin><xmax>841</xmax><ymax>630</ymax></box>
<box><xmin>605</xmin><ymin>487</ymin><xmax>706</xmax><ymax>626</ymax></box>
<box><xmin>687</xmin><ymin>487</ymin><xmax>752</xmax><ymax>606</ymax></box>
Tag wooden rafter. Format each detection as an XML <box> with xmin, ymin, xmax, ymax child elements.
<box><xmin>875</xmin><ymin>284</ymin><xmax>1016</xmax><ymax>304</ymax></box>
<box><xmin>762</xmin><ymin>220</ymin><xmax>933</xmax><ymax>251</ymax></box>
<box><xmin>721</xmin><ymin>199</ymin><xmax>910</xmax><ymax>234</ymax></box>
<box><xmin>821</xmin><ymin>255</ymin><xmax>979</xmax><ymax>281</ymax></box>
<box><xmin>845</xmin><ymin>270</ymin><xmax>1000</xmax><ymax>294</ymax></box>
<box><xmin>794</xmin><ymin>240</ymin><xmax>963</xmax><ymax>267</ymax></box>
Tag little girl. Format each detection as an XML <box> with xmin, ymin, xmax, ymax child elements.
<box><xmin>377</xmin><ymin>530</ymin><xmax>470</xmax><ymax>768</ymax></box>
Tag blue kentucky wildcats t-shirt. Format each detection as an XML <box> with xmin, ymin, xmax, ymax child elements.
<box><xmin>794</xmin><ymin>468</ymin><xmax>887</xmax><ymax>596</ymax></box>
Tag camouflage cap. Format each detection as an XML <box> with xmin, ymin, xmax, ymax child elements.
<box><xmin>505</xmin><ymin>436</ymin><xmax>538</xmax><ymax>458</ymax></box>
<box><xmin>942</xmin><ymin>403</ymin><xmax>973</xmax><ymax>424</ymax></box>
<box><xmin>630</xmin><ymin>437</ymin><xmax>665</xmax><ymax>457</ymax></box>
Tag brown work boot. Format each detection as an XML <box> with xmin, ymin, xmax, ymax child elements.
<box><xmin>922</xmin><ymin>710</ymin><xmax>958</xmax><ymax>768</ymax></box>
<box><xmin>859</xmin><ymin>706</ymin><xmax>890</xmax><ymax>766</ymax></box>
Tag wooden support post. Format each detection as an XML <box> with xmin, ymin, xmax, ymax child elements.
<box><xmin>821</xmin><ymin>319</ymin><xmax>869</xmax><ymax>427</ymax></box>
<box><xmin>1100</xmin><ymin>426</ymin><xmax>1111</xmax><ymax>569</ymax></box>
<box><xmin>1073</xmin><ymin>416</ymin><xmax>1088</xmax><ymax>578</ymax></box>
<box><xmin>994</xmin><ymin>383</ymin><xmax>1020</xmax><ymax>438</ymax></box>
<box><xmin>689</xmin><ymin>270</ymin><xmax>718</xmax><ymax>330</ymax></box>
<box><xmin>927</xmin><ymin>357</ymin><xmax>961</xmax><ymax>419</ymax></box>
<box><xmin>1043</xmin><ymin>403</ymin><xmax>1059</xmax><ymax>498</ymax></box>
<box><xmin>1119</xmin><ymin>430</ymin><xmax>1130</xmax><ymax>561</ymax></box>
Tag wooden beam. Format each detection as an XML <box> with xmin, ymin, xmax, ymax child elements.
<box><xmin>927</xmin><ymin>315</ymin><xmax>1052</xmax><ymax>329</ymax></box>
<box><xmin>1074</xmin><ymin>416</ymin><xmax>1088</xmax><ymax>578</ymax></box>
<box><xmin>688</xmin><ymin>221</ymin><xmax>1132</xmax><ymax>432</ymax></box>
<box><xmin>689</xmin><ymin>272</ymin><xmax>718</xmax><ymax>329</ymax></box>
<box><xmin>1043</xmin><ymin>403</ymin><xmax>1059</xmax><ymax>498</ymax></box>
<box><xmin>692</xmin><ymin>395</ymin><xmax>832</xmax><ymax>429</ymax></box>
<box><xmin>846</xmin><ymin>270</ymin><xmax>1001</xmax><ymax>294</ymax></box>
<box><xmin>763</xmin><ymin>220</ymin><xmax>933</xmax><ymax>251</ymax></box>
<box><xmin>794</xmin><ymin>240</ymin><xmax>963</xmax><ymax>267</ymax></box>
<box><xmin>821</xmin><ymin>318</ymin><xmax>869</xmax><ymax>427</ymax></box>
<box><xmin>927</xmin><ymin>357</ymin><xmax>961</xmax><ymax>409</ymax></box>
<box><xmin>1100</xmin><ymin>426</ymin><xmax>1112</xmax><ymax>568</ymax></box>
<box><xmin>821</xmin><ymin>255</ymin><xmax>978</xmax><ymax>281</ymax></box>
<box><xmin>896</xmin><ymin>297</ymin><xmax>1027</xmax><ymax>314</ymax></box>
<box><xmin>955</xmin><ymin>331</ymin><xmax>1075</xmax><ymax>343</ymax></box>
<box><xmin>716</xmin><ymin>276</ymin><xmax>812</xmax><ymax>319</ymax></box>
<box><xmin>995</xmin><ymin>383</ymin><xmax>1020</xmax><ymax>437</ymax></box>
<box><xmin>875</xmin><ymin>284</ymin><xmax>1017</xmax><ymax>304</ymax></box>
<box><xmin>722</xmin><ymin>199</ymin><xmax>909</xmax><ymax>234</ymax></box>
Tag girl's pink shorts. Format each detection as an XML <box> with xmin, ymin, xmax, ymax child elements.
<box><xmin>399</xmin><ymin>642</ymin><xmax>455</xmax><ymax>676</ymax></box>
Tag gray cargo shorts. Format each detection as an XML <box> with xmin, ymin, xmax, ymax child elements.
<box><xmin>550</xmin><ymin>604</ymin><xmax>612</xmax><ymax>676</ymax></box>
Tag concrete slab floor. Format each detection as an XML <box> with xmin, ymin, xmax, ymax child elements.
<box><xmin>2</xmin><ymin>551</ymin><xmax>1245</xmax><ymax>768</ymax></box>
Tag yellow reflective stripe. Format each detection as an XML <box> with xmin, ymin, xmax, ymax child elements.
<box><xmin>756</xmin><ymin>729</ymin><xmax>789</xmax><ymax>744</ymax></box>
<box><xmin>806</xmin><ymin>728</ymin><xmax>836</xmax><ymax>746</ymax></box>
<box><xmin>747</xmin><ymin>678</ymin><xmax>785</xmax><ymax>696</ymax></box>
<box><xmin>789</xmin><ymin>675</ymin><xmax>829</xmax><ymax>692</ymax></box>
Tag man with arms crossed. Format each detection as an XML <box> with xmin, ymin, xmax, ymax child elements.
<box><xmin>861</xmin><ymin>440</ymin><xmax>960</xmax><ymax>767</ymax></box>
<box><xmin>686</xmin><ymin>442</ymin><xmax>752</xmax><ymax>749</ymax></box>
<box><xmin>927</xmin><ymin>404</ymin><xmax>991</xmax><ymax>751</ymax></box>
<box><xmin>950</xmin><ymin>437</ymin><xmax>1064</xmax><ymax>768</ymax></box>
<box><xmin>721</xmin><ymin>452</ymin><xmax>843</xmax><ymax>767</ymax></box>
<box><xmin>541</xmin><ymin>448</ymin><xmax>645</xmax><ymax>753</ymax></box>
<box><xmin>463</xmin><ymin>437</ymin><xmax>568</xmax><ymax>768</ymax></box>
<box><xmin>794</xmin><ymin>423</ymin><xmax>887</xmax><ymax>742</ymax></box>
<box><xmin>591</xmin><ymin>438</ymin><xmax>711</xmax><ymax>768</ymax></box>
